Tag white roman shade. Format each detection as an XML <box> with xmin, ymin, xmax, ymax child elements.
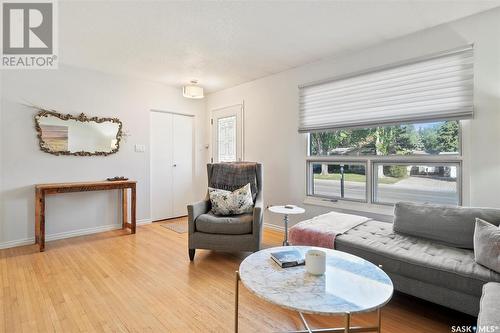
<box><xmin>298</xmin><ymin>46</ymin><xmax>474</xmax><ymax>133</ymax></box>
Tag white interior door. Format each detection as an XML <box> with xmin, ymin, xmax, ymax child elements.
<box><xmin>172</xmin><ymin>115</ymin><xmax>193</xmax><ymax>217</ymax></box>
<box><xmin>211</xmin><ymin>104</ymin><xmax>243</xmax><ymax>162</ymax></box>
<box><xmin>151</xmin><ymin>111</ymin><xmax>194</xmax><ymax>220</ymax></box>
<box><xmin>151</xmin><ymin>111</ymin><xmax>173</xmax><ymax>221</ymax></box>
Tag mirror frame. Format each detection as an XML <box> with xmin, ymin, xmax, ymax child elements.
<box><xmin>34</xmin><ymin>109</ymin><xmax>123</xmax><ymax>156</ymax></box>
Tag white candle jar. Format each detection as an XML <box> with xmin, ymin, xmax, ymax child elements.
<box><xmin>305</xmin><ymin>249</ymin><xmax>326</xmax><ymax>275</ymax></box>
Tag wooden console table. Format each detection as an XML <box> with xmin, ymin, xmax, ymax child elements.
<box><xmin>35</xmin><ymin>180</ymin><xmax>136</xmax><ymax>252</ymax></box>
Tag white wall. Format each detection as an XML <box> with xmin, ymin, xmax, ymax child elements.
<box><xmin>206</xmin><ymin>8</ymin><xmax>500</xmax><ymax>228</ymax></box>
<box><xmin>0</xmin><ymin>65</ymin><xmax>207</xmax><ymax>248</ymax></box>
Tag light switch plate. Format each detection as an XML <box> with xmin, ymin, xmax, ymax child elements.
<box><xmin>134</xmin><ymin>144</ymin><xmax>146</xmax><ymax>152</ymax></box>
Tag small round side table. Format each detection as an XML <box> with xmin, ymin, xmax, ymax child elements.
<box><xmin>268</xmin><ymin>205</ymin><xmax>305</xmax><ymax>246</ymax></box>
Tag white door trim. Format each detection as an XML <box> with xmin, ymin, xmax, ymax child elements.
<box><xmin>210</xmin><ymin>102</ymin><xmax>244</xmax><ymax>163</ymax></box>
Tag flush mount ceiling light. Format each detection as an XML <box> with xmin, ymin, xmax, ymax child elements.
<box><xmin>182</xmin><ymin>80</ymin><xmax>204</xmax><ymax>99</ymax></box>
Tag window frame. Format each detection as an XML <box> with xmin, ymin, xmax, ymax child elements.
<box><xmin>306</xmin><ymin>122</ymin><xmax>463</xmax><ymax>206</ymax></box>
<box><xmin>371</xmin><ymin>161</ymin><xmax>462</xmax><ymax>206</ymax></box>
<box><xmin>308</xmin><ymin>161</ymin><xmax>369</xmax><ymax>203</ymax></box>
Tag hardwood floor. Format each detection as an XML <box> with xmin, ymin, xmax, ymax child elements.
<box><xmin>0</xmin><ymin>217</ymin><xmax>475</xmax><ymax>332</ymax></box>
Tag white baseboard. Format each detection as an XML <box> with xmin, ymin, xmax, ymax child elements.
<box><xmin>0</xmin><ymin>238</ymin><xmax>34</xmax><ymax>250</ymax></box>
<box><xmin>137</xmin><ymin>218</ymin><xmax>152</xmax><ymax>225</ymax></box>
<box><xmin>264</xmin><ymin>222</ymin><xmax>284</xmax><ymax>232</ymax></box>
<box><xmin>0</xmin><ymin>218</ymin><xmax>152</xmax><ymax>250</ymax></box>
<box><xmin>45</xmin><ymin>223</ymin><xmax>122</xmax><ymax>242</ymax></box>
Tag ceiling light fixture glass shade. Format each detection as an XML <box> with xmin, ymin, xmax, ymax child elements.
<box><xmin>182</xmin><ymin>80</ymin><xmax>204</xmax><ymax>99</ymax></box>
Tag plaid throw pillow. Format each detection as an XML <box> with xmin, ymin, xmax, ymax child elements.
<box><xmin>209</xmin><ymin>183</ymin><xmax>254</xmax><ymax>216</ymax></box>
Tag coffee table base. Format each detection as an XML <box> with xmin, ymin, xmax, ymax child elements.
<box><xmin>281</xmin><ymin>310</ymin><xmax>380</xmax><ymax>333</ymax></box>
<box><xmin>235</xmin><ymin>271</ymin><xmax>382</xmax><ymax>333</ymax></box>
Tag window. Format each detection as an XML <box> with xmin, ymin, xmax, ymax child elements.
<box><xmin>302</xmin><ymin>46</ymin><xmax>472</xmax><ymax>206</ymax></box>
<box><xmin>373</xmin><ymin>163</ymin><xmax>459</xmax><ymax>205</ymax></box>
<box><xmin>217</xmin><ymin>115</ymin><xmax>237</xmax><ymax>162</ymax></box>
<box><xmin>310</xmin><ymin>121</ymin><xmax>459</xmax><ymax>156</ymax></box>
<box><xmin>310</xmin><ymin>163</ymin><xmax>366</xmax><ymax>202</ymax></box>
<box><xmin>211</xmin><ymin>104</ymin><xmax>243</xmax><ymax>163</ymax></box>
<box><xmin>307</xmin><ymin>121</ymin><xmax>462</xmax><ymax>205</ymax></box>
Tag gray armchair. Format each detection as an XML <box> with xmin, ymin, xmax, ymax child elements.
<box><xmin>187</xmin><ymin>162</ymin><xmax>263</xmax><ymax>261</ymax></box>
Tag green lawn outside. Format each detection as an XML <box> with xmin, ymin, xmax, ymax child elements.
<box><xmin>314</xmin><ymin>173</ymin><xmax>402</xmax><ymax>184</ymax></box>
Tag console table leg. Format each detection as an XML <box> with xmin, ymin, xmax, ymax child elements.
<box><xmin>131</xmin><ymin>186</ymin><xmax>136</xmax><ymax>234</ymax></box>
<box><xmin>39</xmin><ymin>193</ymin><xmax>46</xmax><ymax>252</ymax></box>
<box><xmin>122</xmin><ymin>188</ymin><xmax>128</xmax><ymax>229</ymax></box>
<box><xmin>35</xmin><ymin>189</ymin><xmax>41</xmax><ymax>244</ymax></box>
<box><xmin>344</xmin><ymin>313</ymin><xmax>350</xmax><ymax>333</ymax></box>
<box><xmin>235</xmin><ymin>271</ymin><xmax>240</xmax><ymax>333</ymax></box>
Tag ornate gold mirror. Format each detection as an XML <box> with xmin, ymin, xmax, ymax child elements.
<box><xmin>34</xmin><ymin>110</ymin><xmax>122</xmax><ymax>156</ymax></box>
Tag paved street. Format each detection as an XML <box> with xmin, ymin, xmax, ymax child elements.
<box><xmin>313</xmin><ymin>177</ymin><xmax>458</xmax><ymax>204</ymax></box>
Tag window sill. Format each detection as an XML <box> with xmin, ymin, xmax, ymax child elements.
<box><xmin>303</xmin><ymin>196</ymin><xmax>394</xmax><ymax>217</ymax></box>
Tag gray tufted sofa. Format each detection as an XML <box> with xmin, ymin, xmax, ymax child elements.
<box><xmin>335</xmin><ymin>202</ymin><xmax>500</xmax><ymax>316</ymax></box>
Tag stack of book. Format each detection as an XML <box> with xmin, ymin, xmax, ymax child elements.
<box><xmin>270</xmin><ymin>249</ymin><xmax>305</xmax><ymax>268</ymax></box>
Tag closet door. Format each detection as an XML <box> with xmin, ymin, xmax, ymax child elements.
<box><xmin>150</xmin><ymin>112</ymin><xmax>174</xmax><ymax>221</ymax></box>
<box><xmin>172</xmin><ymin>115</ymin><xmax>194</xmax><ymax>217</ymax></box>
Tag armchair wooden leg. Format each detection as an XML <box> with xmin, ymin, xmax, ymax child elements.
<box><xmin>189</xmin><ymin>249</ymin><xmax>195</xmax><ymax>261</ymax></box>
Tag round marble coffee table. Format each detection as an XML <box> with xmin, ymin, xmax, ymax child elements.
<box><xmin>268</xmin><ymin>205</ymin><xmax>305</xmax><ymax>246</ymax></box>
<box><xmin>234</xmin><ymin>246</ymin><xmax>393</xmax><ymax>333</ymax></box>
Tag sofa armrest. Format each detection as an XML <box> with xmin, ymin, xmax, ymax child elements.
<box><xmin>478</xmin><ymin>282</ymin><xmax>500</xmax><ymax>329</ymax></box>
<box><xmin>187</xmin><ymin>200</ymin><xmax>210</xmax><ymax>234</ymax></box>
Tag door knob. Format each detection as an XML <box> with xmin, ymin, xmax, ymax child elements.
<box><xmin>173</xmin><ymin>164</ymin><xmax>177</xmax><ymax>167</ymax></box>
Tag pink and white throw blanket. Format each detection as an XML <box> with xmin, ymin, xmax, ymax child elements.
<box><xmin>288</xmin><ymin>211</ymin><xmax>372</xmax><ymax>249</ymax></box>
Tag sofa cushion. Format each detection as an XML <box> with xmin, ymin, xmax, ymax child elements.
<box><xmin>335</xmin><ymin>220</ymin><xmax>500</xmax><ymax>297</ymax></box>
<box><xmin>195</xmin><ymin>212</ymin><xmax>253</xmax><ymax>235</ymax></box>
<box><xmin>477</xmin><ymin>282</ymin><xmax>500</xmax><ymax>330</ymax></box>
<box><xmin>393</xmin><ymin>202</ymin><xmax>500</xmax><ymax>249</ymax></box>
<box><xmin>474</xmin><ymin>218</ymin><xmax>500</xmax><ymax>273</ymax></box>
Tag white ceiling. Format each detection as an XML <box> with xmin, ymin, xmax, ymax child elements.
<box><xmin>59</xmin><ymin>1</ymin><xmax>500</xmax><ymax>93</ymax></box>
